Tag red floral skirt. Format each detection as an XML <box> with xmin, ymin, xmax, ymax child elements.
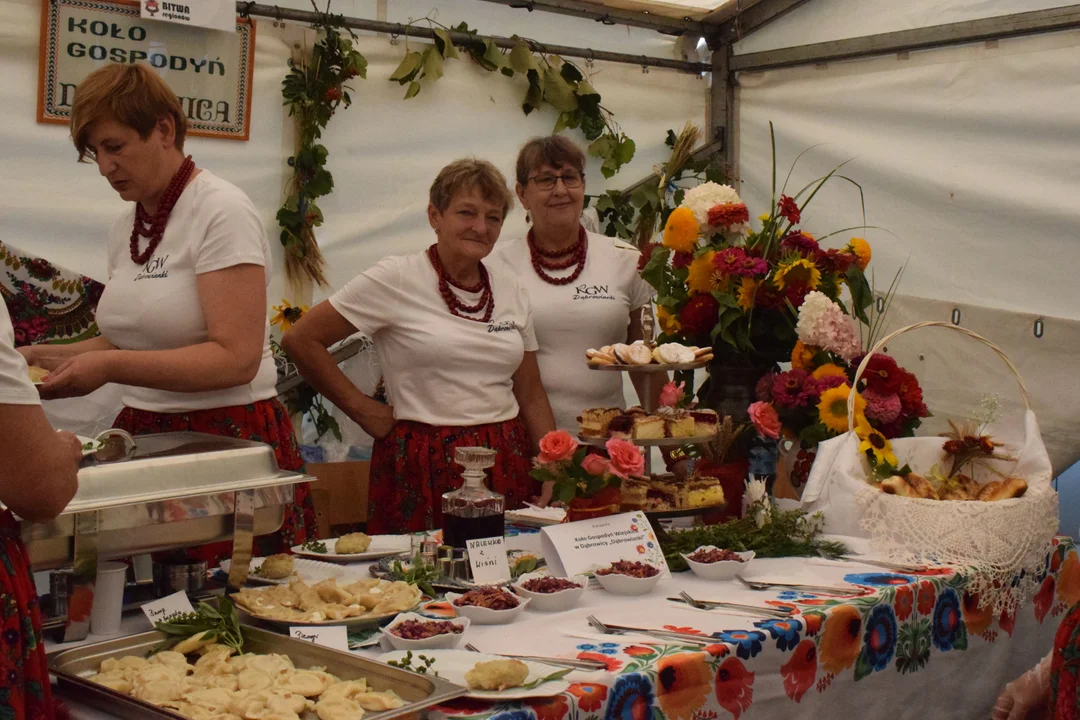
<box><xmin>113</xmin><ymin>399</ymin><xmax>316</xmax><ymax>563</ymax></box>
<box><xmin>1052</xmin><ymin>603</ymin><xmax>1080</xmax><ymax>718</ymax></box>
<box><xmin>0</xmin><ymin>511</ymin><xmax>54</xmax><ymax>719</ymax></box>
<box><xmin>369</xmin><ymin>418</ymin><xmax>535</xmax><ymax>534</ymax></box>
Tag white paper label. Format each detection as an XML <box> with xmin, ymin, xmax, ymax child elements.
<box><xmin>289</xmin><ymin>625</ymin><xmax>349</xmax><ymax>652</ymax></box>
<box><xmin>540</xmin><ymin>511</ymin><xmax>670</xmax><ymax>578</ymax></box>
<box><xmin>140</xmin><ymin>0</ymin><xmax>236</xmax><ymax>32</ymax></box>
<box><xmin>466</xmin><ymin>536</ymin><xmax>511</xmax><ymax>585</ymax></box>
<box><xmin>142</xmin><ymin>591</ymin><xmax>196</xmax><ymax>626</ymax></box>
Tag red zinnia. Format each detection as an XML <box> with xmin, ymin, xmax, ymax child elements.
<box><xmin>784</xmin><ymin>282</ymin><xmax>810</xmax><ymax>309</ymax></box>
<box><xmin>780</xmin><ymin>232</ymin><xmax>819</xmax><ymax>255</ymax></box>
<box><xmin>707</xmin><ymin>202</ymin><xmax>751</xmax><ymax>228</ymax></box>
<box><xmin>772</xmin><ymin>369</ymin><xmax>816</xmax><ymax>408</ymax></box>
<box><xmin>679</xmin><ymin>295</ymin><xmax>720</xmax><ymax>340</ymax></box>
<box><xmin>860</xmin><ymin>354</ymin><xmax>902</xmax><ymax>394</ymax></box>
<box><xmin>755</xmin><ymin>282</ymin><xmax>785</xmax><ymax>309</ymax></box>
<box><xmin>778</xmin><ymin>195</ymin><xmax>801</xmax><ymax>224</ymax></box>
<box><xmin>896</xmin><ymin>368</ymin><xmax>928</xmax><ymax>417</ymax></box>
<box><xmin>894</xmin><ymin>585</ymin><xmax>915</xmax><ymax>622</ymax></box>
<box><xmin>814</xmin><ymin>247</ymin><xmax>854</xmax><ymax>274</ymax></box>
<box><xmin>672</xmin><ymin>251</ymin><xmax>694</xmax><ymax>269</ymax></box>
<box><xmin>712</xmin><ymin>247</ymin><xmax>747</xmax><ymax>275</ymax></box>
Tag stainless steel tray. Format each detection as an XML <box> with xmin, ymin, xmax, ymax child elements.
<box><xmin>48</xmin><ymin>625</ymin><xmax>467</xmax><ymax>720</ymax></box>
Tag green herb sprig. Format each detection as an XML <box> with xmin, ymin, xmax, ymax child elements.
<box><xmin>389</xmin><ymin>552</ymin><xmax>438</xmax><ymax>597</ymax></box>
<box><xmin>661</xmin><ymin>502</ymin><xmax>848</xmax><ymax>573</ymax></box>
<box><xmin>386</xmin><ymin>650</ymin><xmax>439</xmax><ymax>676</ymax></box>
<box><xmin>301</xmin><ymin>538</ymin><xmax>328</xmax><ymax>554</ymax></box>
<box><xmin>153</xmin><ymin>596</ymin><xmax>244</xmax><ymax>655</ymax></box>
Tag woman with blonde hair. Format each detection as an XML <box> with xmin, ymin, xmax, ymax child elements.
<box><xmin>20</xmin><ymin>64</ymin><xmax>314</xmax><ymax>558</ymax></box>
<box><xmin>284</xmin><ymin>159</ymin><xmax>556</xmax><ymax>533</ymax></box>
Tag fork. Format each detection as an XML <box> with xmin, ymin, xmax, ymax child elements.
<box><xmin>673</xmin><ymin>590</ymin><xmax>793</xmax><ymax>618</ymax></box>
<box><xmin>585</xmin><ymin>615</ymin><xmax>712</xmax><ymax>645</ymax></box>
<box><xmin>817</xmin><ymin>549</ymin><xmax>928</xmax><ymax>573</ymax></box>
<box><xmin>735</xmin><ymin>576</ymin><xmax>861</xmax><ymax>596</ymax></box>
<box><xmin>463</xmin><ymin>643</ymin><xmax>607</xmax><ymax>671</ymax></box>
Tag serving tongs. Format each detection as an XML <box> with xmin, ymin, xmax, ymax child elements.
<box><xmin>818</xmin><ymin>550</ymin><xmax>929</xmax><ymax>573</ymax></box>
<box><xmin>667</xmin><ymin>590</ymin><xmax>793</xmax><ymax>618</ymax></box>
<box><xmin>586</xmin><ymin>615</ymin><xmax>713</xmax><ymax>645</ymax></box>
<box><xmin>735</xmin><ymin>576</ymin><xmax>861</xmax><ymax>596</ymax></box>
<box><xmin>463</xmin><ymin>643</ymin><xmax>608</xmax><ymax>671</ymax></box>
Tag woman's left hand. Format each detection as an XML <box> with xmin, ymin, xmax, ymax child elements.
<box><xmin>38</xmin><ymin>351</ymin><xmax>113</xmax><ymax>399</ymax></box>
<box><xmin>532</xmin><ymin>481</ymin><xmax>555</xmax><ymax>508</ymax></box>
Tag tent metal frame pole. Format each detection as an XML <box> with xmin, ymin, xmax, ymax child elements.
<box><xmin>709</xmin><ymin>0</ymin><xmax>812</xmax><ymax>46</ymax></box>
<box><xmin>731</xmin><ymin>4</ymin><xmax>1080</xmax><ymax>72</ymax></box>
<box><xmin>238</xmin><ymin>2</ymin><xmax>711</xmax><ymax>73</ymax></box>
<box><xmin>470</xmin><ymin>0</ymin><xmax>709</xmax><ymax>36</ymax></box>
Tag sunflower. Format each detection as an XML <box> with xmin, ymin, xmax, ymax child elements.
<box><xmin>270</xmin><ymin>299</ymin><xmax>308</xmax><ymax>332</ymax></box>
<box><xmin>847</xmin><ymin>237</ymin><xmax>872</xmax><ymax>270</ymax></box>
<box><xmin>662</xmin><ymin>207</ymin><xmax>700</xmax><ymax>254</ymax></box>
<box><xmin>656</xmin><ymin>305</ymin><xmax>681</xmax><ymax>335</ymax></box>
<box><xmin>773</xmin><ymin>257</ymin><xmax>821</xmax><ymax>291</ymax></box>
<box><xmin>812</xmin><ymin>363</ymin><xmax>847</xmax><ymax>380</ymax></box>
<box><xmin>687</xmin><ymin>251</ymin><xmax>726</xmax><ymax>295</ymax></box>
<box><xmin>856</xmin><ymin>418</ymin><xmax>897</xmax><ymax>466</ymax></box>
<box><xmin>818</xmin><ymin>383</ymin><xmax>866</xmax><ymax>434</ymax></box>
<box><xmin>736</xmin><ymin>277</ymin><xmax>758</xmax><ymax>311</ymax></box>
<box><xmin>791</xmin><ymin>340</ymin><xmax>815</xmax><ymax>370</ymax></box>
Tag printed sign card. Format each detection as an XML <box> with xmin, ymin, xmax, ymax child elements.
<box><xmin>466</xmin><ymin>536</ymin><xmax>511</xmax><ymax>585</ymax></box>
<box><xmin>540</xmin><ymin>512</ymin><xmax>670</xmax><ymax>579</ymax></box>
<box><xmin>289</xmin><ymin>625</ymin><xmax>349</xmax><ymax>652</ymax></box>
<box><xmin>141</xmin><ymin>590</ymin><xmax>195</xmax><ymax>626</ymax></box>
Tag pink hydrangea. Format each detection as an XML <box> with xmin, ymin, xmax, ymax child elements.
<box><xmin>863</xmin><ymin>388</ymin><xmax>903</xmax><ymax>424</ymax></box>
<box><xmin>796</xmin><ymin>291</ymin><xmax>862</xmax><ymax>361</ymax></box>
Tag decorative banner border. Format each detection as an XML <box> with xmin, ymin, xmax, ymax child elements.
<box><xmin>37</xmin><ymin>0</ymin><xmax>255</xmax><ymax>141</ymax></box>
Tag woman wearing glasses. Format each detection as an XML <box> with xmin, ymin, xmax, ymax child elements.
<box><xmin>491</xmin><ymin>136</ymin><xmax>656</xmax><ymax>435</ymax></box>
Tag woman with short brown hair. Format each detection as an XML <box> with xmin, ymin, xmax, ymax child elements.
<box><xmin>20</xmin><ymin>64</ymin><xmax>315</xmax><ymax>558</ymax></box>
<box><xmin>283</xmin><ymin>159</ymin><xmax>556</xmax><ymax>534</ymax></box>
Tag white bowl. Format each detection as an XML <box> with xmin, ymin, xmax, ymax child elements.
<box><xmin>594</xmin><ymin>566</ymin><xmax>662</xmax><ymax>596</ymax></box>
<box><xmin>445</xmin><ymin>591</ymin><xmax>530</xmax><ymax>625</ymax></box>
<box><xmin>682</xmin><ymin>547</ymin><xmax>755</xmax><ymax>581</ymax></box>
<box><xmin>511</xmin><ymin>573</ymin><xmax>589</xmax><ymax>612</ymax></box>
<box><xmin>381</xmin><ymin>613</ymin><xmax>470</xmax><ymax>650</ymax></box>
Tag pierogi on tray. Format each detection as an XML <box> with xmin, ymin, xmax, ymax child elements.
<box><xmin>86</xmin><ymin>641</ymin><xmax>405</xmax><ymax>720</ymax></box>
<box><xmin>231</xmin><ymin>578</ymin><xmax>421</xmax><ymax>623</ymax></box>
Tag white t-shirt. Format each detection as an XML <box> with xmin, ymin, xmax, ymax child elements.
<box><xmin>329</xmin><ymin>251</ymin><xmax>538</xmax><ymax>427</ymax></box>
<box><xmin>0</xmin><ymin>304</ymin><xmax>40</xmax><ymax>406</ymax></box>
<box><xmin>490</xmin><ymin>232</ymin><xmax>653</xmax><ymax>430</ymax></box>
<box><xmin>95</xmin><ymin>171</ymin><xmax>278</xmax><ymax>413</ymax></box>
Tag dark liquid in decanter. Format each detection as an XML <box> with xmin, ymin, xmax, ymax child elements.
<box><xmin>442</xmin><ymin>512</ymin><xmax>505</xmax><ymax>549</ymax></box>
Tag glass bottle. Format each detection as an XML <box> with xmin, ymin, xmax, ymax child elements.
<box><xmin>441</xmin><ymin>447</ymin><xmax>505</xmax><ymax>548</ymax></box>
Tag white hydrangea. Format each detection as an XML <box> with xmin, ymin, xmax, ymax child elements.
<box><xmin>795</xmin><ymin>291</ymin><xmax>835</xmax><ymax>341</ymax></box>
<box><xmin>680</xmin><ymin>182</ymin><xmax>742</xmax><ymax>231</ymax></box>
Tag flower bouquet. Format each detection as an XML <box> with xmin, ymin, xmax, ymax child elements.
<box><xmin>529</xmin><ymin>431</ymin><xmax>646</xmax><ymax>522</ymax></box>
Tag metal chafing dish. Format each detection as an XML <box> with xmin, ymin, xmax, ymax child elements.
<box><xmin>48</xmin><ymin>625</ymin><xmax>466</xmax><ymax>720</ymax></box>
<box><xmin>21</xmin><ymin>432</ymin><xmax>314</xmax><ymax>641</ymax></box>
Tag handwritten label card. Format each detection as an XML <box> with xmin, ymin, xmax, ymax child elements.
<box><xmin>466</xmin><ymin>536</ymin><xmax>511</xmax><ymax>585</ymax></box>
<box><xmin>540</xmin><ymin>512</ymin><xmax>670</xmax><ymax>579</ymax></box>
<box><xmin>141</xmin><ymin>591</ymin><xmax>195</xmax><ymax>627</ymax></box>
<box><xmin>289</xmin><ymin>625</ymin><xmax>349</xmax><ymax>652</ymax></box>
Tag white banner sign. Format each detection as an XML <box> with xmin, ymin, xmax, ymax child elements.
<box><xmin>540</xmin><ymin>511</ymin><xmax>670</xmax><ymax>579</ymax></box>
<box><xmin>141</xmin><ymin>0</ymin><xmax>235</xmax><ymax>32</ymax></box>
<box><xmin>39</xmin><ymin>0</ymin><xmax>255</xmax><ymax>141</ymax></box>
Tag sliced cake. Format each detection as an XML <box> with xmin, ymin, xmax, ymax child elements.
<box><xmin>620</xmin><ymin>478</ymin><xmax>649</xmax><ymax>511</ymax></box>
<box><xmin>685</xmin><ymin>476</ymin><xmax>725</xmax><ymax>509</ymax></box>
<box><xmin>579</xmin><ymin>408</ymin><xmax>619</xmax><ymax>438</ymax></box>
<box><xmin>664</xmin><ymin>410</ymin><xmax>697</xmax><ymax>438</ymax></box>
<box><xmin>607</xmin><ymin>414</ymin><xmax>635</xmax><ymax>440</ymax></box>
<box><xmin>689</xmin><ymin>409</ymin><xmax>720</xmax><ymax>437</ymax></box>
<box><xmin>632</xmin><ymin>414</ymin><xmax>665</xmax><ymax>440</ymax></box>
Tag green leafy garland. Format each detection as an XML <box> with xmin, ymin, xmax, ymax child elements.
<box><xmin>278</xmin><ymin>8</ymin><xmax>368</xmax><ymax>287</ymax></box>
<box><xmin>389</xmin><ymin>19</ymin><xmax>636</xmax><ymax>179</ymax></box>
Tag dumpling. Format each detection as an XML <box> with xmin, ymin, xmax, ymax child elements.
<box><xmin>173</xmin><ymin>630</ymin><xmax>215</xmax><ymax>656</ymax></box>
<box><xmin>243</xmin><ymin>653</ymin><xmax>294</xmax><ymax>677</ymax></box>
<box><xmin>132</xmin><ymin>665</ymin><xmax>184</xmax><ymax>705</ymax></box>
<box><xmin>181</xmin><ymin>687</ymin><xmax>233</xmax><ymax>713</ymax></box>
<box><xmin>315</xmin><ymin>697</ymin><xmax>366</xmax><ymax>720</ymax></box>
<box><xmin>279</xmin><ymin>669</ymin><xmax>335</xmax><ymax>698</ymax></box>
<box><xmin>465</xmin><ymin>659</ymin><xmax>529</xmax><ymax>691</ymax></box>
<box><xmin>314</xmin><ymin>579</ymin><xmax>354</xmax><ymax>605</ymax></box>
<box><xmin>88</xmin><ymin>671</ymin><xmax>132</xmax><ymax>695</ymax></box>
<box><xmin>101</xmin><ymin>655</ymin><xmax>151</xmax><ymax>675</ymax></box>
<box><xmin>149</xmin><ymin>651</ymin><xmax>193</xmax><ymax>676</ymax></box>
<box><xmin>317</xmin><ymin>680</ymin><xmax>368</xmax><ymax>703</ymax></box>
<box><xmin>333</xmin><ymin>533</ymin><xmax>372</xmax><ymax>555</ymax></box>
<box><xmin>238</xmin><ymin>668</ymin><xmax>274</xmax><ymax>692</ymax></box>
<box><xmin>354</xmin><ymin>691</ymin><xmax>405</xmax><ymax>711</ymax></box>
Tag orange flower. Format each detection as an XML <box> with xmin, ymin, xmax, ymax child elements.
<box><xmin>624</xmin><ymin>646</ymin><xmax>658</xmax><ymax>658</ymax></box>
<box><xmin>847</xmin><ymin>237</ymin><xmax>871</xmax><ymax>270</ymax></box>
<box><xmin>791</xmin><ymin>341</ymin><xmax>814</xmax><ymax>370</ymax></box>
<box><xmin>962</xmin><ymin>591</ymin><xmax>993</xmax><ymax>636</ymax></box>
<box><xmin>780</xmin><ymin>638</ymin><xmax>817</xmax><ymax>703</ymax></box>
<box><xmin>736</xmin><ymin>277</ymin><xmax>757</xmax><ymax>311</ymax></box>
<box><xmin>656</xmin><ymin>652</ymin><xmax>713</xmax><ymax>720</ymax></box>
<box><xmin>663</xmin><ymin>207</ymin><xmax>700</xmax><ymax>253</ymax></box>
<box><xmin>819</xmin><ymin>604</ymin><xmax>862</xmax><ymax>675</ymax></box>
<box><xmin>714</xmin><ymin>656</ymin><xmax>754</xmax><ymax>719</ymax></box>
<box><xmin>568</xmin><ymin>683</ymin><xmax>608</xmax><ymax>712</ymax></box>
<box><xmin>1058</xmin><ymin>553</ymin><xmax>1080</xmax><ymax>606</ymax></box>
<box><xmin>577</xmin><ymin>651</ymin><xmax>623</xmax><ymax>672</ymax></box>
<box><xmin>657</xmin><ymin>305</ymin><xmax>681</xmax><ymax>335</ymax></box>
<box><xmin>687</xmin><ymin>251</ymin><xmax>724</xmax><ymax>295</ymax></box>
<box><xmin>812</xmin><ymin>363</ymin><xmax>847</xmax><ymax>381</ymax></box>
<box><xmin>802</xmin><ymin>612</ymin><xmax>824</xmax><ymax>637</ymax></box>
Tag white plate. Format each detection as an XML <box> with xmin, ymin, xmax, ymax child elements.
<box><xmin>376</xmin><ymin>649</ymin><xmax>571</xmax><ymax>700</ymax></box>
<box><xmin>219</xmin><ymin>557</ymin><xmax>350</xmax><ymax>586</ymax></box>
<box><xmin>682</xmin><ymin>548</ymin><xmax>755</xmax><ymax>581</ymax></box>
<box><xmin>445</xmin><ymin>591</ymin><xmax>529</xmax><ymax>624</ymax></box>
<box><xmin>76</xmin><ymin>435</ymin><xmax>104</xmax><ymax>457</ymax></box>
<box><xmin>381</xmin><ymin>612</ymin><xmax>471</xmax><ymax>651</ymax></box>
<box><xmin>511</xmin><ymin>573</ymin><xmax>588</xmax><ymax>612</ymax></box>
<box><xmin>291</xmin><ymin>535</ymin><xmax>411</xmax><ymax>562</ymax></box>
<box><xmin>235</xmin><ymin>602</ymin><xmax>417</xmax><ymax>629</ymax></box>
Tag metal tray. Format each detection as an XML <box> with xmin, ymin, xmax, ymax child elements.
<box><xmin>48</xmin><ymin>625</ymin><xmax>467</xmax><ymax>720</ymax></box>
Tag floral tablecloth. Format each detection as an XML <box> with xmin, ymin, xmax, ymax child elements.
<box><xmin>424</xmin><ymin>537</ymin><xmax>1076</xmax><ymax>720</ymax></box>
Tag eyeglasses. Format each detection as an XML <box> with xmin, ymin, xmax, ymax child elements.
<box><xmin>528</xmin><ymin>172</ymin><xmax>584</xmax><ymax>191</ymax></box>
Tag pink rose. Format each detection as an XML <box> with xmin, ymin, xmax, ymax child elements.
<box><xmin>659</xmin><ymin>381</ymin><xmax>686</xmax><ymax>408</ymax></box>
<box><xmin>537</xmin><ymin>430</ymin><xmax>579</xmax><ymax>464</ymax></box>
<box><xmin>605</xmin><ymin>438</ymin><xmax>645</xmax><ymax>479</ymax></box>
<box><xmin>749</xmin><ymin>401</ymin><xmax>781</xmax><ymax>440</ymax></box>
<box><xmin>581</xmin><ymin>453</ymin><xmax>610</xmax><ymax>476</ymax></box>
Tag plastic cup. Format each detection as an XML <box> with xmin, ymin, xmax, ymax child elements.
<box><xmin>89</xmin><ymin>562</ymin><xmax>127</xmax><ymax>636</ymax></box>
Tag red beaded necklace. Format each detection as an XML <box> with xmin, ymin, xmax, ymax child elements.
<box><xmin>129</xmin><ymin>155</ymin><xmax>196</xmax><ymax>265</ymax></box>
<box><xmin>527</xmin><ymin>225</ymin><xmax>587</xmax><ymax>285</ymax></box>
<box><xmin>427</xmin><ymin>244</ymin><xmax>494</xmax><ymax>323</ymax></box>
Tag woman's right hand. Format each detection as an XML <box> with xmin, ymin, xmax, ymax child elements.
<box><xmin>56</xmin><ymin>431</ymin><xmax>85</xmax><ymax>466</ymax></box>
<box><xmin>360</xmin><ymin>402</ymin><xmax>397</xmax><ymax>440</ymax></box>
<box><xmin>18</xmin><ymin>345</ymin><xmax>69</xmax><ymax>372</ymax></box>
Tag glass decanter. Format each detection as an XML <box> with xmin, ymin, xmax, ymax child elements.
<box><xmin>441</xmin><ymin>447</ymin><xmax>504</xmax><ymax>548</ymax></box>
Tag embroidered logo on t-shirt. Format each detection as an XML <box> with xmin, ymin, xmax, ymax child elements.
<box><xmin>134</xmin><ymin>255</ymin><xmax>170</xmax><ymax>282</ymax></box>
<box><xmin>487</xmin><ymin>321</ymin><xmax>517</xmax><ymax>333</ymax></box>
<box><xmin>573</xmin><ymin>283</ymin><xmax>615</xmax><ymax>301</ymax></box>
